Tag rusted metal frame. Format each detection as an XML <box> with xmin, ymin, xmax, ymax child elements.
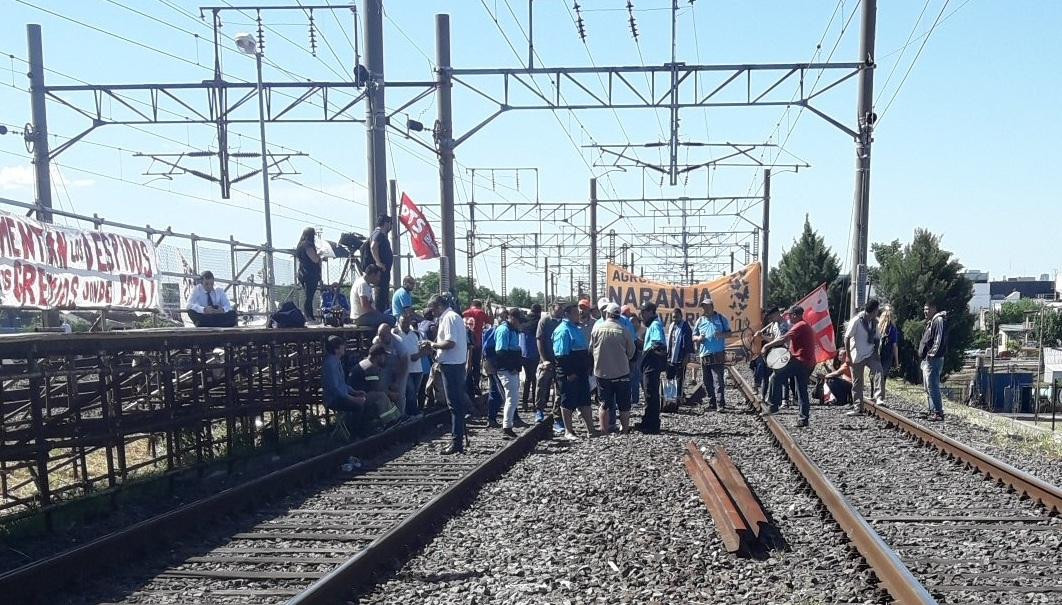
<box><xmin>269</xmin><ymin>341</ymin><xmax>281</xmax><ymax>444</ymax></box>
<box><xmin>728</xmin><ymin>367</ymin><xmax>936</xmax><ymax>605</ymax></box>
<box><xmin>94</xmin><ymin>352</ymin><xmax>117</xmax><ymax>489</ymax></box>
<box><xmin>683</xmin><ymin>442</ymin><xmax>749</xmax><ymax>554</ymax></box>
<box><xmin>0</xmin><ymin>408</ymin><xmax>450</xmax><ymax>603</ymax></box>
<box><xmin>224</xmin><ymin>344</ymin><xmax>236</xmax><ymax>457</ymax></box>
<box><xmin>26</xmin><ymin>353</ymin><xmax>51</xmax><ymax>508</ymax></box>
<box><xmin>298</xmin><ymin>342</ymin><xmax>309</xmax><ymax>438</ymax></box>
<box><xmin>0</xmin><ymin>376</ymin><xmax>8</xmax><ymax>503</ymax></box>
<box><xmin>110</xmin><ymin>352</ymin><xmax>128</xmax><ymax>484</ymax></box>
<box><xmin>710</xmin><ymin>447</ymin><xmax>771</xmax><ymax>543</ymax></box>
<box><xmin>290</xmin><ymin>420</ymin><xmax>550</xmax><ymax>605</ymax></box>
<box><xmin>160</xmin><ymin>346</ymin><xmax>177</xmax><ymax>474</ymax></box>
<box><xmin>865</xmin><ymin>402</ymin><xmax>1062</xmax><ymax>514</ymax></box>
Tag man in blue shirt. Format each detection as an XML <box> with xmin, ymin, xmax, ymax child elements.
<box><xmin>553</xmin><ymin>303</ymin><xmax>597</xmax><ymax>440</ymax></box>
<box><xmin>637</xmin><ymin>302</ymin><xmax>667</xmax><ymax>434</ymax></box>
<box><xmin>321</xmin><ymin>282</ymin><xmax>351</xmax><ymax>323</ymax></box>
<box><xmin>693</xmin><ymin>297</ymin><xmax>732</xmax><ymax>411</ymax></box>
<box><xmin>321</xmin><ymin>336</ymin><xmax>367</xmax><ymax>437</ymax></box>
<box><xmin>495</xmin><ymin>308</ymin><xmax>525</xmax><ymax>439</ymax></box>
<box><xmin>391</xmin><ymin>275</ymin><xmax>415</xmax><ymax>319</ymax></box>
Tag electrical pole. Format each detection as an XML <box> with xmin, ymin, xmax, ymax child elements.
<box><xmin>543</xmin><ymin>257</ymin><xmax>549</xmax><ymax>305</ymax></box>
<box><xmin>26</xmin><ymin>24</ymin><xmax>53</xmax><ymax>224</ymax></box>
<box><xmin>848</xmin><ymin>0</ymin><xmax>877</xmax><ymax>317</ymax></box>
<box><xmin>389</xmin><ymin>179</ymin><xmax>401</xmax><ymax>289</ymax></box>
<box><xmin>435</xmin><ymin>14</ymin><xmax>457</xmax><ymax>289</ymax></box>
<box><xmin>589</xmin><ymin>177</ymin><xmax>598</xmax><ymax>304</ymax></box>
<box><xmin>250</xmin><ymin>48</ymin><xmax>276</xmax><ymax>312</ymax></box>
<box><xmin>364</xmin><ymin>0</ymin><xmax>387</xmax><ymax>223</ymax></box>
<box><xmin>762</xmin><ymin>168</ymin><xmax>771</xmax><ymax>303</ymax></box>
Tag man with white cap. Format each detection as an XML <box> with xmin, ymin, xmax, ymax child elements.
<box><xmin>693</xmin><ymin>295</ymin><xmax>731</xmax><ymax>411</ymax></box>
<box><xmin>590</xmin><ymin>302</ymin><xmax>637</xmax><ymax>433</ymax></box>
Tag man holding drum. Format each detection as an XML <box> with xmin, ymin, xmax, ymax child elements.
<box><xmin>761</xmin><ymin>305</ymin><xmax>817</xmax><ymax>427</ymax></box>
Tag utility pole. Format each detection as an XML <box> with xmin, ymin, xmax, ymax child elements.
<box><xmin>389</xmin><ymin>179</ymin><xmax>401</xmax><ymax>289</ymax></box>
<box><xmin>730</xmin><ymin>252</ymin><xmax>735</xmax><ymax>274</ymax></box>
<box><xmin>26</xmin><ymin>24</ymin><xmax>53</xmax><ymax>224</ymax></box>
<box><xmin>543</xmin><ymin>257</ymin><xmax>549</xmax><ymax>305</ymax></box>
<box><xmin>762</xmin><ymin>168</ymin><xmax>771</xmax><ymax>303</ymax></box>
<box><xmin>364</xmin><ymin>0</ymin><xmax>387</xmax><ymax>223</ymax></box>
<box><xmin>249</xmin><ymin>43</ymin><xmax>276</xmax><ymax>312</ymax></box>
<box><xmin>848</xmin><ymin>0</ymin><xmax>877</xmax><ymax>317</ymax></box>
<box><xmin>589</xmin><ymin>178</ymin><xmax>598</xmax><ymax>304</ymax></box>
<box><xmin>435</xmin><ymin>14</ymin><xmax>457</xmax><ymax>288</ymax></box>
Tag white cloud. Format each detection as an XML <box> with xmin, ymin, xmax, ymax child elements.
<box><xmin>0</xmin><ymin>164</ymin><xmax>95</xmax><ymax>192</ymax></box>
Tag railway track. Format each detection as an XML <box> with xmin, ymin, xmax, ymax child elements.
<box><xmin>728</xmin><ymin>366</ymin><xmax>1062</xmax><ymax>604</ymax></box>
<box><xmin>4</xmin><ymin>412</ymin><xmax>546</xmax><ymax>605</ymax></box>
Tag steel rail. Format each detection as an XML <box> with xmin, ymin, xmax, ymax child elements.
<box><xmin>0</xmin><ymin>408</ymin><xmax>450</xmax><ymax>602</ymax></box>
<box><xmin>727</xmin><ymin>367</ymin><xmax>937</xmax><ymax>605</ymax></box>
<box><xmin>289</xmin><ymin>420</ymin><xmax>549</xmax><ymax>604</ymax></box>
<box><xmin>864</xmin><ymin>402</ymin><xmax>1062</xmax><ymax>514</ymax></box>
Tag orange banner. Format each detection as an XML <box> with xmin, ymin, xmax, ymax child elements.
<box><xmin>605</xmin><ymin>262</ymin><xmax>762</xmax><ymax>349</ymax></box>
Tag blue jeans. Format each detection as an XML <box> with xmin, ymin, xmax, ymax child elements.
<box><xmin>440</xmin><ymin>362</ymin><xmax>467</xmax><ymax>448</ymax></box>
<box><xmin>769</xmin><ymin>360</ymin><xmax>812</xmax><ymax>422</ymax></box>
<box><xmin>922</xmin><ymin>357</ymin><xmax>944</xmax><ymax>414</ymax></box>
<box><xmin>405</xmin><ymin>373</ymin><xmax>421</xmax><ymax>416</ymax></box>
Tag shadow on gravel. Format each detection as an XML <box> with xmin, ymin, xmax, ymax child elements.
<box><xmin>405</xmin><ymin>569</ymin><xmax>484</xmax><ymax>583</ymax></box>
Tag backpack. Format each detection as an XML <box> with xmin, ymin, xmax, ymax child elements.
<box><xmin>272</xmin><ymin>301</ymin><xmax>306</xmax><ymax>328</ymax></box>
<box><xmin>358</xmin><ymin>236</ymin><xmax>373</xmax><ymax>271</ymax></box>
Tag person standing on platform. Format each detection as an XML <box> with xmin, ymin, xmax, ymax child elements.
<box><xmin>186</xmin><ymin>271</ymin><xmax>238</xmax><ymax>327</ymax></box>
<box><xmin>693</xmin><ymin>297</ymin><xmax>731</xmax><ymax>411</ymax></box>
<box><xmin>351</xmin><ymin>265</ymin><xmax>392</xmax><ymax>328</ymax></box>
<box><xmin>665</xmin><ymin>308</ymin><xmax>694</xmax><ymax>408</ymax></box>
<box><xmin>762</xmin><ymin>305</ymin><xmax>816</xmax><ymax>427</ymax></box>
<box><xmin>392</xmin><ymin>275</ymin><xmax>416</xmax><ymax>319</ymax></box>
<box><xmin>637</xmin><ymin>302</ymin><xmax>667</xmax><ymax>434</ymax></box>
<box><xmin>495</xmin><ymin>308</ymin><xmax>526</xmax><ymax>439</ymax></box>
<box><xmin>919</xmin><ymin>302</ymin><xmax>948</xmax><ymax>421</ymax></box>
<box><xmin>463</xmin><ymin>299</ymin><xmax>490</xmax><ymax>406</ymax></box>
<box><xmin>844</xmin><ymin>298</ymin><xmax>883</xmax><ymax>416</ymax></box>
<box><xmin>368</xmin><ymin>215</ymin><xmax>394</xmax><ymax>313</ymax></box>
<box><xmin>295</xmin><ymin>227</ymin><xmax>322</xmax><ymax>321</ymax></box>
<box><xmin>591</xmin><ymin>303</ymin><xmax>636</xmax><ymax>434</ymax></box>
<box><xmin>553</xmin><ymin>302</ymin><xmax>597</xmax><ymax>440</ymax></box>
<box><xmin>520</xmin><ymin>304</ymin><xmax>542</xmax><ymax>414</ymax></box>
<box><xmin>428</xmin><ymin>294</ymin><xmax>469</xmax><ymax>454</ymax></box>
<box><xmin>536</xmin><ymin>301</ymin><xmax>565</xmax><ymax>431</ymax></box>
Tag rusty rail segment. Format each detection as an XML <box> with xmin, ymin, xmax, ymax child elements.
<box><xmin>0</xmin><ymin>408</ymin><xmax>451</xmax><ymax>602</ymax></box>
<box><xmin>0</xmin><ymin>326</ymin><xmax>374</xmax><ymax>519</ymax></box>
<box><xmin>865</xmin><ymin>402</ymin><xmax>1062</xmax><ymax>514</ymax></box>
<box><xmin>289</xmin><ymin>420</ymin><xmax>550</xmax><ymax>605</ymax></box>
<box><xmin>728</xmin><ymin>367</ymin><xmax>937</xmax><ymax>605</ymax></box>
<box><xmin>684</xmin><ymin>442</ymin><xmax>751</xmax><ymax>554</ymax></box>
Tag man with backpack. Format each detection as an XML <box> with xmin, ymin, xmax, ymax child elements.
<box><xmin>844</xmin><ymin>298</ymin><xmax>883</xmax><ymax>416</ymax></box>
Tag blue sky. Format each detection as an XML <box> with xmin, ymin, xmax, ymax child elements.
<box><xmin>1</xmin><ymin>0</ymin><xmax>1059</xmax><ymax>296</ymax></box>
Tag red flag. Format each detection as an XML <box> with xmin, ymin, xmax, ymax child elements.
<box><xmin>398</xmin><ymin>192</ymin><xmax>440</xmax><ymax>260</ymax></box>
<box><xmin>794</xmin><ymin>284</ymin><xmax>836</xmax><ymax>363</ymax></box>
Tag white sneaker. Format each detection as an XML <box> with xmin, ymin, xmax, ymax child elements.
<box><xmin>845</xmin><ymin>408</ymin><xmax>862</xmax><ymax>417</ymax></box>
<box><xmin>876</xmin><ymin>398</ymin><xmax>887</xmax><ymax>407</ymax></box>
<box><xmin>561</xmin><ymin>432</ymin><xmax>580</xmax><ymax>441</ymax></box>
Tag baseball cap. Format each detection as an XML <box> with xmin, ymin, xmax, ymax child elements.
<box><xmin>597</xmin><ymin>297</ymin><xmax>610</xmax><ymax>310</ymax></box>
<box><xmin>700</xmin><ymin>296</ymin><xmax>715</xmax><ymax>306</ymax></box>
<box><xmin>605</xmin><ymin>302</ymin><xmax>621</xmax><ymax>316</ymax></box>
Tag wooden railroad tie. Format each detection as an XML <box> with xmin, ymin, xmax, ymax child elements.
<box><xmin>682</xmin><ymin>442</ymin><xmax>784</xmax><ymax>558</ymax></box>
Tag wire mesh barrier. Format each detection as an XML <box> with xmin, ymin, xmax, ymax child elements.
<box><xmin>0</xmin><ymin>326</ymin><xmax>373</xmax><ymax>521</ymax></box>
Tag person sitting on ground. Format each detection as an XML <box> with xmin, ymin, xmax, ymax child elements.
<box><xmin>346</xmin><ymin>343</ymin><xmax>401</xmax><ymax>434</ymax></box>
<box><xmin>186</xmin><ymin>271</ymin><xmax>238</xmax><ymax>327</ymax></box>
<box><xmin>591</xmin><ymin>303</ymin><xmax>636</xmax><ymax>434</ymax></box>
<box><xmin>553</xmin><ymin>302</ymin><xmax>599</xmax><ymax>440</ymax></box>
<box><xmin>321</xmin><ymin>282</ymin><xmax>351</xmax><ymax>325</ymax></box>
<box><xmin>322</xmin><ymin>335</ymin><xmax>367</xmax><ymax>431</ymax></box>
<box><xmin>392</xmin><ymin>275</ymin><xmax>416</xmax><ymax>319</ymax></box>
<box><xmin>823</xmin><ymin>348</ymin><xmax>854</xmax><ymax>407</ymax></box>
<box><xmin>352</xmin><ymin>264</ymin><xmax>394</xmax><ymax>328</ymax></box>
<box><xmin>372</xmin><ymin>322</ymin><xmax>405</xmax><ymax>409</ymax></box>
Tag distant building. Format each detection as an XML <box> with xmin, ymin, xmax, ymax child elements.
<box><xmin>990</xmin><ymin>277</ymin><xmax>1056</xmax><ymax>301</ymax></box>
<box><xmin>964</xmin><ymin>270</ymin><xmax>990</xmax><ymax>313</ymax></box>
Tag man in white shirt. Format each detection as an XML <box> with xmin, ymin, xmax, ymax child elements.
<box><xmin>428</xmin><ymin>294</ymin><xmax>468</xmax><ymax>455</ymax></box>
<box><xmin>352</xmin><ymin>264</ymin><xmax>393</xmax><ymax>328</ymax></box>
<box><xmin>844</xmin><ymin>298</ymin><xmax>884</xmax><ymax>415</ymax></box>
<box><xmin>185</xmin><ymin>271</ymin><xmax>237</xmax><ymax>327</ymax></box>
<box><xmin>398</xmin><ymin>308</ymin><xmax>428</xmax><ymax>417</ymax></box>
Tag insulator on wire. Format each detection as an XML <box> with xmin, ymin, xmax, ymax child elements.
<box><xmin>627</xmin><ymin>1</ymin><xmax>639</xmax><ymax>41</ymax></box>
<box><xmin>573</xmin><ymin>2</ymin><xmax>587</xmax><ymax>41</ymax></box>
<box><xmin>308</xmin><ymin>10</ymin><xmax>318</xmax><ymax>57</ymax></box>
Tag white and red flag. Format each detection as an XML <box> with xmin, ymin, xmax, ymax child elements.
<box><xmin>794</xmin><ymin>283</ymin><xmax>837</xmax><ymax>363</ymax></box>
<box><xmin>398</xmin><ymin>192</ymin><xmax>440</xmax><ymax>260</ymax></box>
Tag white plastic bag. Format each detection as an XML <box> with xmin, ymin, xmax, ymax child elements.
<box><xmin>664</xmin><ymin>378</ymin><xmax>679</xmax><ymax>402</ymax></box>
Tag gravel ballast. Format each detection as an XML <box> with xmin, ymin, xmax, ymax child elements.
<box><xmin>359</xmin><ymin>387</ymin><xmax>886</xmax><ymax>605</ymax></box>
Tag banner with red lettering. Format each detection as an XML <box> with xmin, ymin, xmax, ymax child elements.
<box><xmin>0</xmin><ymin>212</ymin><xmax>160</xmax><ymax>310</ymax></box>
<box><xmin>398</xmin><ymin>193</ymin><xmax>440</xmax><ymax>260</ymax></box>
<box><xmin>794</xmin><ymin>283</ymin><xmax>836</xmax><ymax>363</ymax></box>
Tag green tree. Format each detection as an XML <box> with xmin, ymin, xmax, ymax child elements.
<box><xmin>507</xmin><ymin>287</ymin><xmax>534</xmax><ymax>308</ymax></box>
<box><xmin>767</xmin><ymin>216</ymin><xmax>846</xmax><ymax>322</ymax></box>
<box><xmin>872</xmin><ymin>229</ymin><xmax>974</xmax><ymax>382</ymax></box>
<box><xmin>997</xmin><ymin>299</ymin><xmax>1040</xmax><ymax>324</ymax></box>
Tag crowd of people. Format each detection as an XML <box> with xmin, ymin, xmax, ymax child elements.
<box><xmin>186</xmin><ymin>215</ymin><xmax>952</xmax><ymax>452</ymax></box>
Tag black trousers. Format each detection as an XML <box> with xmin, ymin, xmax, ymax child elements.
<box><xmin>188</xmin><ymin>309</ymin><xmax>237</xmax><ymax>327</ymax></box>
<box><xmin>373</xmin><ymin>266</ymin><xmax>391</xmax><ymax>313</ymax></box>
<box><xmin>302</xmin><ymin>277</ymin><xmax>319</xmax><ymax>319</ymax></box>
<box><xmin>641</xmin><ymin>366</ymin><xmax>663</xmax><ymax>432</ymax></box>
<box><xmin>520</xmin><ymin>358</ymin><xmax>538</xmax><ymax>408</ymax></box>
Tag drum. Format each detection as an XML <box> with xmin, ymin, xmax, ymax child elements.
<box><xmin>765</xmin><ymin>347</ymin><xmax>791</xmax><ymax>370</ymax></box>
